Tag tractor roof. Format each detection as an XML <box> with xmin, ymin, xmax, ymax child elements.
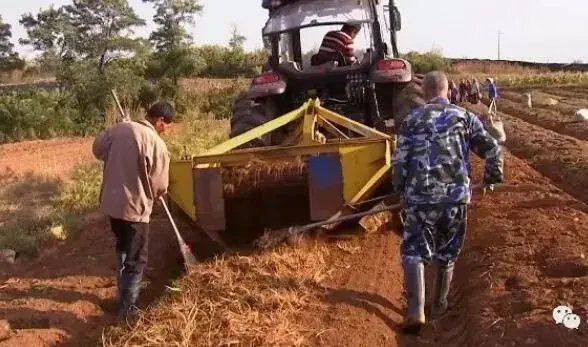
<box><xmin>262</xmin><ymin>0</ymin><xmax>374</xmax><ymax>35</ymax></box>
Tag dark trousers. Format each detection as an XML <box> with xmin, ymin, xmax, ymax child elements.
<box><xmin>110</xmin><ymin>218</ymin><xmax>149</xmax><ymax>311</ymax></box>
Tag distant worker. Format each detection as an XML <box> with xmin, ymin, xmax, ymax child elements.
<box><xmin>458</xmin><ymin>79</ymin><xmax>467</xmax><ymax>103</ymax></box>
<box><xmin>92</xmin><ymin>102</ymin><xmax>174</xmax><ymax>320</ymax></box>
<box><xmin>465</xmin><ymin>79</ymin><xmax>473</xmax><ymax>102</ymax></box>
<box><xmin>448</xmin><ymin>80</ymin><xmax>459</xmax><ymax>104</ymax></box>
<box><xmin>392</xmin><ymin>71</ymin><xmax>504</xmax><ymax>334</ymax></box>
<box><xmin>470</xmin><ymin>78</ymin><xmax>481</xmax><ymax>104</ymax></box>
<box><xmin>311</xmin><ymin>23</ymin><xmax>361</xmax><ymax>67</ymax></box>
<box><xmin>487</xmin><ymin>77</ymin><xmax>499</xmax><ymax>114</ymax></box>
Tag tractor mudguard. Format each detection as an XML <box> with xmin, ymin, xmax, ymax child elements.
<box><xmin>246</xmin><ymin>71</ymin><xmax>288</xmax><ymax>99</ymax></box>
<box><xmin>369</xmin><ymin>58</ymin><xmax>413</xmax><ymax>84</ymax></box>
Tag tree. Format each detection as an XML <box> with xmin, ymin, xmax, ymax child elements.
<box><xmin>143</xmin><ymin>0</ymin><xmax>204</xmax><ymax>88</ymax></box>
<box><xmin>0</xmin><ymin>16</ymin><xmax>15</xmax><ymax>57</ymax></box>
<box><xmin>228</xmin><ymin>24</ymin><xmax>246</xmax><ymax>51</ymax></box>
<box><xmin>64</xmin><ymin>0</ymin><xmax>146</xmax><ymax>72</ymax></box>
<box><xmin>0</xmin><ymin>15</ymin><xmax>24</xmax><ymax>71</ymax></box>
<box><xmin>20</xmin><ymin>0</ymin><xmax>146</xmax><ymax>73</ymax></box>
<box><xmin>20</xmin><ymin>6</ymin><xmax>76</xmax><ymax>60</ymax></box>
<box><xmin>144</xmin><ymin>0</ymin><xmax>203</xmax><ymax>50</ymax></box>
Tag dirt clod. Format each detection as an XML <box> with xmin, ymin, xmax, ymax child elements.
<box><xmin>0</xmin><ymin>320</ymin><xmax>11</xmax><ymax>341</ymax></box>
<box><xmin>0</xmin><ymin>249</ymin><xmax>16</xmax><ymax>264</ymax></box>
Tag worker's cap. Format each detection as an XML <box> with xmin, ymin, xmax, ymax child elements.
<box><xmin>486</xmin><ymin>77</ymin><xmax>494</xmax><ymax>83</ymax></box>
<box><xmin>148</xmin><ymin>101</ymin><xmax>176</xmax><ymax>123</ymax></box>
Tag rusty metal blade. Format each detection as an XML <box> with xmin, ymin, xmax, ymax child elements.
<box><xmin>194</xmin><ymin>167</ymin><xmax>226</xmax><ymax>232</ymax></box>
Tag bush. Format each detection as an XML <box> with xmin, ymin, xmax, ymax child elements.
<box><xmin>57</xmin><ymin>163</ymin><xmax>103</xmax><ymax>215</ymax></box>
<box><xmin>195</xmin><ymin>45</ymin><xmax>268</xmax><ymax>78</ymax></box>
<box><xmin>403</xmin><ymin>50</ymin><xmax>451</xmax><ymax>74</ymax></box>
<box><xmin>200</xmin><ymin>80</ymin><xmax>248</xmax><ymax>119</ymax></box>
<box><xmin>0</xmin><ymin>90</ymin><xmax>78</xmax><ymax>143</ymax></box>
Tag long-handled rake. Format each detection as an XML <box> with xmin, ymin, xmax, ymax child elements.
<box><xmin>158</xmin><ymin>196</ymin><xmax>198</xmax><ymax>273</ymax></box>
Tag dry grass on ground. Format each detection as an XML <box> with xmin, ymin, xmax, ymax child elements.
<box><xmin>452</xmin><ymin>60</ymin><xmax>550</xmax><ymax>75</ymax></box>
<box><xmin>164</xmin><ymin>114</ymin><xmax>229</xmax><ymax>158</ymax></box>
<box><xmin>449</xmin><ymin>71</ymin><xmax>588</xmax><ymax>87</ymax></box>
<box><xmin>103</xmin><ymin>243</ymin><xmax>331</xmax><ymax>347</ymax></box>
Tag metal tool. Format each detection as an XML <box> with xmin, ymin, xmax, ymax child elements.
<box><xmin>255</xmin><ymin>202</ymin><xmax>403</xmax><ymax>249</ymax></box>
<box><xmin>111</xmin><ymin>89</ymin><xmax>130</xmax><ymax>123</ymax></box>
<box><xmin>159</xmin><ymin>196</ymin><xmax>197</xmax><ymax>272</ymax></box>
<box><xmin>255</xmin><ymin>183</ymin><xmax>491</xmax><ymax>249</ymax></box>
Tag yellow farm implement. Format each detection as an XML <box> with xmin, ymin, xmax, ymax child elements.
<box><xmin>167</xmin><ymin>98</ymin><xmax>396</xmax><ymax>247</ymax></box>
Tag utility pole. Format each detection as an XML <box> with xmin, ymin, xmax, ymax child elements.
<box><xmin>497</xmin><ymin>29</ymin><xmax>502</xmax><ymax>60</ymax></box>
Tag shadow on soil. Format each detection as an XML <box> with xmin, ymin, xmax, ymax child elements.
<box><xmin>0</xmin><ymin>171</ymin><xmax>62</xmax><ymax>256</ymax></box>
<box><xmin>322</xmin><ymin>286</ymin><xmax>403</xmax><ymax>331</ymax></box>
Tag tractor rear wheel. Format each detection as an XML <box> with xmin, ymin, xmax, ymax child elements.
<box><xmin>229</xmin><ymin>94</ymin><xmax>279</xmax><ymax>148</ymax></box>
<box><xmin>376</xmin><ymin>74</ymin><xmax>425</xmax><ymax>134</ymax></box>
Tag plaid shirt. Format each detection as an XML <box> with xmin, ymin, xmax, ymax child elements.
<box><xmin>318</xmin><ymin>30</ymin><xmax>357</xmax><ymax>65</ymax></box>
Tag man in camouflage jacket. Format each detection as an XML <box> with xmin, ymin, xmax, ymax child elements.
<box><xmin>392</xmin><ymin>71</ymin><xmax>504</xmax><ymax>333</ymax></box>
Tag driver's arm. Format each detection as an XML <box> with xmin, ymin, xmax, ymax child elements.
<box><xmin>343</xmin><ymin>41</ymin><xmax>357</xmax><ymax>65</ymax></box>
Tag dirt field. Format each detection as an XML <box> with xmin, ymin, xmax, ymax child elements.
<box><xmin>302</xmin><ymin>153</ymin><xmax>588</xmax><ymax>347</ymax></box>
<box><xmin>1</xmin><ymin>85</ymin><xmax>588</xmax><ymax>346</ymax></box>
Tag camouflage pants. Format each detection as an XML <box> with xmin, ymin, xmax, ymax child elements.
<box><xmin>401</xmin><ymin>204</ymin><xmax>468</xmax><ymax>264</ymax></box>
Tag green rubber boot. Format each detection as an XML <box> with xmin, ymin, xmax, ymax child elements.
<box><xmin>431</xmin><ymin>260</ymin><xmax>455</xmax><ymax>319</ymax></box>
<box><xmin>402</xmin><ymin>259</ymin><xmax>426</xmax><ymax>334</ymax></box>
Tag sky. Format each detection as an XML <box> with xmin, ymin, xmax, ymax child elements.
<box><xmin>3</xmin><ymin>0</ymin><xmax>588</xmax><ymax>64</ymax></box>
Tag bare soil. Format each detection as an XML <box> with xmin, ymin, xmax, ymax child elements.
<box><xmin>0</xmin><ymin>137</ymin><xmax>198</xmax><ymax>346</ymax></box>
<box><xmin>0</xmin><ymin>137</ymin><xmax>96</xmax><ymax>181</ymax></box>
<box><xmin>0</xmin><ymin>209</ymin><xmax>192</xmax><ymax>347</ymax></box>
<box><xmin>489</xmin><ymin>92</ymin><xmax>588</xmax><ymax>141</ymax></box>
<box><xmin>300</xmin><ymin>152</ymin><xmax>588</xmax><ymax>347</ymax></box>
<box><xmin>466</xmin><ymin>101</ymin><xmax>588</xmax><ymax>205</ymax></box>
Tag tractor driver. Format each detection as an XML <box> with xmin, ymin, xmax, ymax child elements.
<box><xmin>311</xmin><ymin>23</ymin><xmax>361</xmax><ymax>67</ymax></box>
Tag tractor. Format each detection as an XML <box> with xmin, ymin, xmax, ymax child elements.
<box><xmin>167</xmin><ymin>0</ymin><xmax>425</xmax><ymax>247</ymax></box>
<box><xmin>230</xmin><ymin>0</ymin><xmax>424</xmax><ymax>147</ymax></box>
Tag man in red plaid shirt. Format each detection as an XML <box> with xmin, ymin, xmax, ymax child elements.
<box><xmin>312</xmin><ymin>23</ymin><xmax>361</xmax><ymax>67</ymax></box>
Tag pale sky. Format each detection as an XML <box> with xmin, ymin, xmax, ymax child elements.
<box><xmin>3</xmin><ymin>0</ymin><xmax>588</xmax><ymax>63</ymax></box>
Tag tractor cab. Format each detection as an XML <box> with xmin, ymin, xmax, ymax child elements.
<box><xmin>262</xmin><ymin>0</ymin><xmax>402</xmax><ymax>70</ymax></box>
<box><xmin>229</xmin><ymin>0</ymin><xmax>419</xmax><ymax>148</ymax></box>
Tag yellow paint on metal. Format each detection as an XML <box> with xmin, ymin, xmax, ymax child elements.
<box><xmin>192</xmin><ymin>140</ymin><xmax>381</xmax><ymax>166</ymax></box>
<box><xmin>301</xmin><ymin>100</ymin><xmax>317</xmax><ymax>145</ymax></box>
<box><xmin>315</xmin><ymin>102</ymin><xmax>390</xmax><ymax>139</ymax></box>
<box><xmin>339</xmin><ymin>142</ymin><xmax>390</xmax><ymax>203</ymax></box>
<box><xmin>168</xmin><ymin>160</ymin><xmax>196</xmax><ymax>220</ymax></box>
<box><xmin>168</xmin><ymin>97</ymin><xmax>396</xmax><ymax>225</ymax></box>
<box><xmin>199</xmin><ymin>100</ymin><xmax>311</xmax><ymax>161</ymax></box>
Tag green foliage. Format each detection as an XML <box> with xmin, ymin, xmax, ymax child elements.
<box><xmin>144</xmin><ymin>0</ymin><xmax>203</xmax><ymax>51</ymax></box>
<box><xmin>20</xmin><ymin>0</ymin><xmax>146</xmax><ymax>72</ymax></box>
<box><xmin>142</xmin><ymin>0</ymin><xmax>204</xmax><ymax>108</ymax></box>
<box><xmin>0</xmin><ymin>15</ymin><xmax>25</xmax><ymax>71</ymax></box>
<box><xmin>143</xmin><ymin>0</ymin><xmax>203</xmax><ymax>82</ymax></box>
<box><xmin>164</xmin><ymin>113</ymin><xmax>229</xmax><ymax>159</ymax></box>
<box><xmin>228</xmin><ymin>25</ymin><xmax>247</xmax><ymax>51</ymax></box>
<box><xmin>57</xmin><ymin>163</ymin><xmax>103</xmax><ymax>214</ymax></box>
<box><xmin>196</xmin><ymin>45</ymin><xmax>268</xmax><ymax>78</ymax></box>
<box><xmin>147</xmin><ymin>48</ymin><xmax>205</xmax><ymax>83</ymax></box>
<box><xmin>5</xmin><ymin>0</ymin><xmax>263</xmax><ymax>144</ymax></box>
<box><xmin>200</xmin><ymin>80</ymin><xmax>248</xmax><ymax>119</ymax></box>
<box><xmin>403</xmin><ymin>49</ymin><xmax>451</xmax><ymax>74</ymax></box>
<box><xmin>0</xmin><ymin>90</ymin><xmax>77</xmax><ymax>143</ymax></box>
<box><xmin>19</xmin><ymin>6</ymin><xmax>76</xmax><ymax>60</ymax></box>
